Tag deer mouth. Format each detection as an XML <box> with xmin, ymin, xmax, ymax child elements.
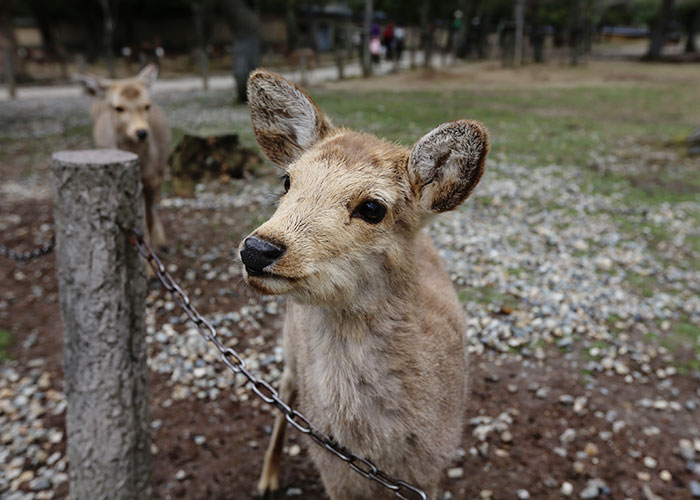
<box><xmin>244</xmin><ymin>266</ymin><xmax>296</xmax><ymax>281</ymax></box>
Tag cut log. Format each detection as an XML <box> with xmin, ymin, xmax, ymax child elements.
<box><xmin>168</xmin><ymin>133</ymin><xmax>261</xmax><ymax>196</ymax></box>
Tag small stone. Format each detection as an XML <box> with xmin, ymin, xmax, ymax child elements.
<box><xmin>559</xmin><ymin>394</ymin><xmax>574</xmax><ymax>405</ymax></box>
<box><xmin>561</xmin><ymin>481</ymin><xmax>573</xmax><ymax>496</ymax></box>
<box><xmin>691</xmin><ymin>481</ymin><xmax>700</xmax><ymax>498</ymax></box>
<box><xmin>642</xmin><ymin>485</ymin><xmax>664</xmax><ymax>500</ymax></box>
<box><xmin>193</xmin><ymin>367</ymin><xmax>207</xmax><ymax>378</ymax></box>
<box><xmin>585</xmin><ymin>442</ymin><xmax>599</xmax><ymax>456</ymax></box>
<box><xmin>679</xmin><ymin>439</ymin><xmax>696</xmax><ymax>460</ymax></box>
<box><xmin>560</xmin><ymin>428</ymin><xmax>576</xmax><ymax>443</ymax></box>
<box><xmin>636</xmin><ymin>471</ymin><xmax>651</xmax><ymax>481</ymax></box>
<box><xmin>286</xmin><ymin>487</ymin><xmax>303</xmax><ymax>496</ymax></box>
<box><xmin>447</xmin><ymin>467</ymin><xmax>464</xmax><ymax>479</ymax></box>
<box><xmin>193</xmin><ymin>435</ymin><xmax>206</xmax><ymax>445</ymax></box>
<box><xmin>288</xmin><ymin>444</ymin><xmax>301</xmax><ymax>457</ymax></box>
<box><xmin>479</xmin><ymin>490</ymin><xmax>493</xmax><ymax>499</ymax></box>
<box><xmin>652</xmin><ymin>400</ymin><xmax>668</xmax><ymax>410</ymax></box>
<box><xmin>580</xmin><ymin>482</ymin><xmax>599</xmax><ymax>499</ymax></box>
<box><xmin>614</xmin><ymin>361</ymin><xmax>629</xmax><ymax>375</ymax></box>
<box><xmin>516</xmin><ymin>489</ymin><xmax>530</xmax><ymax>499</ymax></box>
<box><xmin>659</xmin><ymin>470</ymin><xmax>671</xmax><ymax>482</ymax></box>
<box><xmin>573</xmin><ymin>461</ymin><xmax>585</xmax><ymax>474</ymax></box>
<box><xmin>30</xmin><ymin>476</ymin><xmax>51</xmax><ymax>491</ymax></box>
<box><xmin>507</xmin><ymin>384</ymin><xmax>518</xmax><ymax>394</ymax></box>
<box><xmin>643</xmin><ymin>456</ymin><xmax>657</xmax><ymax>469</ymax></box>
<box><xmin>175</xmin><ymin>469</ymin><xmax>187</xmax><ymax>480</ymax></box>
<box><xmin>500</xmin><ymin>431</ymin><xmax>513</xmax><ymax>443</ymax></box>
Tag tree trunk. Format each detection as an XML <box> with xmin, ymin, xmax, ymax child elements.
<box><xmin>192</xmin><ymin>1</ymin><xmax>209</xmax><ymax>90</ymax></box>
<box><xmin>530</xmin><ymin>0</ymin><xmax>545</xmax><ymax>62</ymax></box>
<box><xmin>223</xmin><ymin>0</ymin><xmax>261</xmax><ymax>102</ymax></box>
<box><xmin>646</xmin><ymin>0</ymin><xmax>675</xmax><ymax>60</ymax></box>
<box><xmin>362</xmin><ymin>0</ymin><xmax>373</xmax><ymax>77</ymax></box>
<box><xmin>98</xmin><ymin>0</ymin><xmax>117</xmax><ymax>78</ymax></box>
<box><xmin>51</xmin><ymin>149</ymin><xmax>150</xmax><ymax>500</ymax></box>
<box><xmin>476</xmin><ymin>2</ymin><xmax>491</xmax><ymax>59</ymax></box>
<box><xmin>570</xmin><ymin>0</ymin><xmax>586</xmax><ymax>66</ymax></box>
<box><xmin>514</xmin><ymin>0</ymin><xmax>525</xmax><ymax>66</ymax></box>
<box><xmin>421</xmin><ymin>0</ymin><xmax>433</xmax><ymax>69</ymax></box>
<box><xmin>684</xmin><ymin>7</ymin><xmax>699</xmax><ymax>53</ymax></box>
<box><xmin>0</xmin><ymin>0</ymin><xmax>18</xmax><ymax>97</ymax></box>
<box><xmin>286</xmin><ymin>0</ymin><xmax>299</xmax><ymax>53</ymax></box>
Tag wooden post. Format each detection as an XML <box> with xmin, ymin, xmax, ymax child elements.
<box><xmin>51</xmin><ymin>150</ymin><xmax>151</xmax><ymax>500</ymax></box>
<box><xmin>4</xmin><ymin>47</ymin><xmax>16</xmax><ymax>99</ymax></box>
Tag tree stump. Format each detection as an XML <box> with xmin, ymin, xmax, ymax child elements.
<box><xmin>168</xmin><ymin>133</ymin><xmax>261</xmax><ymax>196</ymax></box>
<box><xmin>51</xmin><ymin>149</ymin><xmax>151</xmax><ymax>500</ymax></box>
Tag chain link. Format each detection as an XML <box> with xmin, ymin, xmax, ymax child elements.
<box><xmin>0</xmin><ymin>236</ymin><xmax>56</xmax><ymax>262</ymax></box>
<box><xmin>126</xmin><ymin>227</ymin><xmax>432</xmax><ymax>500</ymax></box>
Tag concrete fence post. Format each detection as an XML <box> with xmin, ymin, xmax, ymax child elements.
<box><xmin>51</xmin><ymin>150</ymin><xmax>151</xmax><ymax>500</ymax></box>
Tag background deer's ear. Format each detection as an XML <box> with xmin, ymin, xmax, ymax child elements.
<box><xmin>137</xmin><ymin>64</ymin><xmax>159</xmax><ymax>87</ymax></box>
<box><xmin>408</xmin><ymin>120</ymin><xmax>489</xmax><ymax>213</ymax></box>
<box><xmin>73</xmin><ymin>74</ymin><xmax>108</xmax><ymax>97</ymax></box>
<box><xmin>247</xmin><ymin>69</ymin><xmax>333</xmax><ymax>166</ymax></box>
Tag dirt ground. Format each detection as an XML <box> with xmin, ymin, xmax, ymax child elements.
<box><xmin>1</xmin><ymin>60</ymin><xmax>699</xmax><ymax>500</ymax></box>
<box><xmin>1</xmin><ymin>197</ymin><xmax>697</xmax><ymax>500</ymax></box>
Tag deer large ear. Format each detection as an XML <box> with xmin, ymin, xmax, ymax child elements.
<box><xmin>247</xmin><ymin>69</ymin><xmax>333</xmax><ymax>166</ymax></box>
<box><xmin>137</xmin><ymin>64</ymin><xmax>159</xmax><ymax>87</ymax></box>
<box><xmin>74</xmin><ymin>73</ymin><xmax>108</xmax><ymax>97</ymax></box>
<box><xmin>408</xmin><ymin>120</ymin><xmax>489</xmax><ymax>213</ymax></box>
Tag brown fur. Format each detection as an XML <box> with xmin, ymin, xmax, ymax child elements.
<box><xmin>242</xmin><ymin>70</ymin><xmax>489</xmax><ymax>499</ymax></box>
<box><xmin>75</xmin><ymin>64</ymin><xmax>170</xmax><ymax>247</ymax></box>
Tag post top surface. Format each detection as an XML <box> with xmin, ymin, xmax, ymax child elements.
<box><xmin>53</xmin><ymin>149</ymin><xmax>138</xmax><ymax>165</ymax></box>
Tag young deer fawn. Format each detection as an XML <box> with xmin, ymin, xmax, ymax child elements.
<box><xmin>75</xmin><ymin>64</ymin><xmax>170</xmax><ymax>248</ymax></box>
<box><xmin>240</xmin><ymin>70</ymin><xmax>489</xmax><ymax>500</ymax></box>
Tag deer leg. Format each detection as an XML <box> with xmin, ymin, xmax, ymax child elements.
<box><xmin>258</xmin><ymin>368</ymin><xmax>296</xmax><ymax>498</ymax></box>
<box><xmin>143</xmin><ymin>186</ymin><xmax>167</xmax><ymax>250</ymax></box>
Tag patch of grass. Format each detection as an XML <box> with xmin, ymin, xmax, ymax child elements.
<box><xmin>624</xmin><ymin>271</ymin><xmax>657</xmax><ymax>298</ymax></box>
<box><xmin>458</xmin><ymin>285</ymin><xmax>519</xmax><ymax>310</ymax></box>
<box><xmin>314</xmin><ymin>82</ymin><xmax>698</xmax><ymax>169</ymax></box>
<box><xmin>0</xmin><ymin>329</ymin><xmax>13</xmax><ymax>361</ymax></box>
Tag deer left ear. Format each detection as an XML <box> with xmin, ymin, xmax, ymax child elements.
<box><xmin>137</xmin><ymin>64</ymin><xmax>159</xmax><ymax>87</ymax></box>
<box><xmin>408</xmin><ymin>120</ymin><xmax>489</xmax><ymax>213</ymax></box>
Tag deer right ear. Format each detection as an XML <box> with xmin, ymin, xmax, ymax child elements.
<box><xmin>73</xmin><ymin>74</ymin><xmax>108</xmax><ymax>97</ymax></box>
<box><xmin>408</xmin><ymin>120</ymin><xmax>489</xmax><ymax>213</ymax></box>
<box><xmin>247</xmin><ymin>69</ymin><xmax>333</xmax><ymax>166</ymax></box>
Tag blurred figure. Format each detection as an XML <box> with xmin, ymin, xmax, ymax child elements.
<box><xmin>370</xmin><ymin>34</ymin><xmax>381</xmax><ymax>64</ymax></box>
<box><xmin>395</xmin><ymin>24</ymin><xmax>406</xmax><ymax>61</ymax></box>
<box><xmin>383</xmin><ymin>21</ymin><xmax>395</xmax><ymax>60</ymax></box>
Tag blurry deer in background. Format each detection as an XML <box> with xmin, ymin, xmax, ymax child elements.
<box><xmin>75</xmin><ymin>64</ymin><xmax>170</xmax><ymax>248</ymax></box>
<box><xmin>239</xmin><ymin>70</ymin><xmax>489</xmax><ymax>500</ymax></box>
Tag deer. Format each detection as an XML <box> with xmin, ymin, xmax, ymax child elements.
<box><xmin>75</xmin><ymin>64</ymin><xmax>170</xmax><ymax>249</ymax></box>
<box><xmin>239</xmin><ymin>69</ymin><xmax>489</xmax><ymax>500</ymax></box>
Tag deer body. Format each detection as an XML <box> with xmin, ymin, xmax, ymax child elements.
<box><xmin>76</xmin><ymin>65</ymin><xmax>170</xmax><ymax>247</ymax></box>
<box><xmin>241</xmin><ymin>70</ymin><xmax>488</xmax><ymax>499</ymax></box>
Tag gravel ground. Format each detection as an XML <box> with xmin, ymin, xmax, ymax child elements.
<box><xmin>1</xmin><ymin>80</ymin><xmax>699</xmax><ymax>500</ymax></box>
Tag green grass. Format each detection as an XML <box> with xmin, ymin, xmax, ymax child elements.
<box><xmin>458</xmin><ymin>285</ymin><xmax>519</xmax><ymax>310</ymax></box>
<box><xmin>0</xmin><ymin>330</ymin><xmax>13</xmax><ymax>360</ymax></box>
<box><xmin>314</xmin><ymin>84</ymin><xmax>699</xmax><ymax>169</ymax></box>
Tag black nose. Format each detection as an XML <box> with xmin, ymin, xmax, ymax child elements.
<box><xmin>240</xmin><ymin>237</ymin><xmax>285</xmax><ymax>273</ymax></box>
<box><xmin>136</xmin><ymin>129</ymin><xmax>148</xmax><ymax>140</ymax></box>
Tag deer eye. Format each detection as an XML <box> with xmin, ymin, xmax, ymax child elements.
<box><xmin>282</xmin><ymin>175</ymin><xmax>290</xmax><ymax>193</ymax></box>
<box><xmin>354</xmin><ymin>199</ymin><xmax>386</xmax><ymax>224</ymax></box>
<box><xmin>114</xmin><ymin>106</ymin><xmax>125</xmax><ymax>112</ymax></box>
<box><xmin>144</xmin><ymin>104</ymin><xmax>151</xmax><ymax>111</ymax></box>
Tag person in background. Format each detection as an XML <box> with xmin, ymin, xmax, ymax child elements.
<box><xmin>382</xmin><ymin>21</ymin><xmax>395</xmax><ymax>61</ymax></box>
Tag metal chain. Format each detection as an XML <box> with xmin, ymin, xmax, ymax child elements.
<box><xmin>126</xmin><ymin>227</ymin><xmax>432</xmax><ymax>500</ymax></box>
<box><xmin>0</xmin><ymin>236</ymin><xmax>56</xmax><ymax>262</ymax></box>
